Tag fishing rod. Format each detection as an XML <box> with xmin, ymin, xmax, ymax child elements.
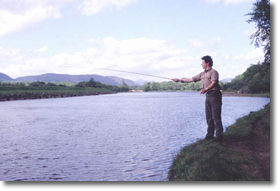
<box><xmin>97</xmin><ymin>68</ymin><xmax>172</xmax><ymax>80</ymax></box>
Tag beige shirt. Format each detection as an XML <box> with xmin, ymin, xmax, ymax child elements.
<box><xmin>192</xmin><ymin>68</ymin><xmax>220</xmax><ymax>90</ymax></box>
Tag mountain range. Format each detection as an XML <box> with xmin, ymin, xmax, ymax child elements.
<box><xmin>0</xmin><ymin>73</ymin><xmax>13</xmax><ymax>81</ymax></box>
<box><xmin>0</xmin><ymin>72</ymin><xmax>140</xmax><ymax>86</ymax></box>
<box><xmin>0</xmin><ymin>72</ymin><xmax>233</xmax><ymax>86</ymax></box>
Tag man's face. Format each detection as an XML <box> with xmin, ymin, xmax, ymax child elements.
<box><xmin>201</xmin><ymin>60</ymin><xmax>207</xmax><ymax>69</ymax></box>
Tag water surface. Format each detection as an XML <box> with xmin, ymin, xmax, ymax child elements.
<box><xmin>0</xmin><ymin>92</ymin><xmax>270</xmax><ymax>181</ymax></box>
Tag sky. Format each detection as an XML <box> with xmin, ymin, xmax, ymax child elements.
<box><xmin>0</xmin><ymin>0</ymin><xmax>267</xmax><ymax>82</ymax></box>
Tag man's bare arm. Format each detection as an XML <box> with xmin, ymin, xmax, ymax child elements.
<box><xmin>200</xmin><ymin>80</ymin><xmax>217</xmax><ymax>94</ymax></box>
<box><xmin>172</xmin><ymin>78</ymin><xmax>193</xmax><ymax>83</ymax></box>
<box><xmin>181</xmin><ymin>78</ymin><xmax>193</xmax><ymax>83</ymax></box>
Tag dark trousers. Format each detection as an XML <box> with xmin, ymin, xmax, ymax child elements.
<box><xmin>205</xmin><ymin>90</ymin><xmax>223</xmax><ymax>138</ymax></box>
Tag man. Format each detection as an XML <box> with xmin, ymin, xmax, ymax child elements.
<box><xmin>172</xmin><ymin>55</ymin><xmax>223</xmax><ymax>141</ymax></box>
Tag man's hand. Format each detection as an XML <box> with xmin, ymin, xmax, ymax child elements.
<box><xmin>200</xmin><ymin>88</ymin><xmax>207</xmax><ymax>94</ymax></box>
<box><xmin>172</xmin><ymin>78</ymin><xmax>181</xmax><ymax>82</ymax></box>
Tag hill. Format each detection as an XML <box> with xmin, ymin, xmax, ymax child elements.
<box><xmin>221</xmin><ymin>78</ymin><xmax>233</xmax><ymax>83</ymax></box>
<box><xmin>0</xmin><ymin>73</ymin><xmax>138</xmax><ymax>86</ymax></box>
<box><xmin>221</xmin><ymin>63</ymin><xmax>270</xmax><ymax>94</ymax></box>
<box><xmin>106</xmin><ymin>76</ymin><xmax>137</xmax><ymax>86</ymax></box>
<box><xmin>0</xmin><ymin>73</ymin><xmax>13</xmax><ymax>82</ymax></box>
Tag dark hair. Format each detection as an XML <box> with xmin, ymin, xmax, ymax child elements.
<box><xmin>201</xmin><ymin>55</ymin><xmax>213</xmax><ymax>67</ymax></box>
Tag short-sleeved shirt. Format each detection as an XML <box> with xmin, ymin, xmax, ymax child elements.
<box><xmin>192</xmin><ymin>68</ymin><xmax>220</xmax><ymax>91</ymax></box>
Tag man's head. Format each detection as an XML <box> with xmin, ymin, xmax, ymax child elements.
<box><xmin>201</xmin><ymin>55</ymin><xmax>213</xmax><ymax>69</ymax></box>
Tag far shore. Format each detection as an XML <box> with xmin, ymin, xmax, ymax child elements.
<box><xmin>221</xmin><ymin>91</ymin><xmax>270</xmax><ymax>98</ymax></box>
<box><xmin>0</xmin><ymin>91</ymin><xmax>116</xmax><ymax>102</ymax></box>
<box><xmin>0</xmin><ymin>90</ymin><xmax>270</xmax><ymax>102</ymax></box>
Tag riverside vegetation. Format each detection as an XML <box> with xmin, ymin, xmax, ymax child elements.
<box><xmin>0</xmin><ymin>78</ymin><xmax>130</xmax><ymax>101</ymax></box>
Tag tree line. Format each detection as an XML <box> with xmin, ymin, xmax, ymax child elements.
<box><xmin>140</xmin><ymin>81</ymin><xmax>201</xmax><ymax>92</ymax></box>
<box><xmin>221</xmin><ymin>62</ymin><xmax>270</xmax><ymax>93</ymax></box>
<box><xmin>0</xmin><ymin>78</ymin><xmax>130</xmax><ymax>92</ymax></box>
<box><xmin>0</xmin><ymin>78</ymin><xmax>130</xmax><ymax>101</ymax></box>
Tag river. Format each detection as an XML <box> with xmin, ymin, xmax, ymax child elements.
<box><xmin>0</xmin><ymin>92</ymin><xmax>270</xmax><ymax>181</ymax></box>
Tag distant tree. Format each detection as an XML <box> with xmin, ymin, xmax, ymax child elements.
<box><xmin>86</xmin><ymin>78</ymin><xmax>97</xmax><ymax>87</ymax></box>
<box><xmin>119</xmin><ymin>80</ymin><xmax>130</xmax><ymax>92</ymax></box>
<box><xmin>143</xmin><ymin>82</ymin><xmax>151</xmax><ymax>91</ymax></box>
<box><xmin>247</xmin><ymin>0</ymin><xmax>270</xmax><ymax>64</ymax></box>
<box><xmin>47</xmin><ymin>82</ymin><xmax>58</xmax><ymax>86</ymax></box>
<box><xmin>151</xmin><ymin>82</ymin><xmax>160</xmax><ymax>91</ymax></box>
<box><xmin>30</xmin><ymin>81</ymin><xmax>46</xmax><ymax>86</ymax></box>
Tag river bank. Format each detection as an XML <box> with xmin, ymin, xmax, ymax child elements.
<box><xmin>0</xmin><ymin>88</ymin><xmax>270</xmax><ymax>102</ymax></box>
<box><xmin>0</xmin><ymin>88</ymin><xmax>116</xmax><ymax>101</ymax></box>
<box><xmin>168</xmin><ymin>103</ymin><xmax>270</xmax><ymax>181</ymax></box>
<box><xmin>222</xmin><ymin>91</ymin><xmax>270</xmax><ymax>98</ymax></box>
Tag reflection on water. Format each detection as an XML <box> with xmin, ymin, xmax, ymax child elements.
<box><xmin>0</xmin><ymin>92</ymin><xmax>270</xmax><ymax>181</ymax></box>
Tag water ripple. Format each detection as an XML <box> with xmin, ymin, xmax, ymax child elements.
<box><xmin>0</xmin><ymin>92</ymin><xmax>270</xmax><ymax>181</ymax></box>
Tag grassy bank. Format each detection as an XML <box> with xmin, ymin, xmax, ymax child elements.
<box><xmin>222</xmin><ymin>91</ymin><xmax>270</xmax><ymax>98</ymax></box>
<box><xmin>168</xmin><ymin>103</ymin><xmax>270</xmax><ymax>181</ymax></box>
<box><xmin>0</xmin><ymin>83</ymin><xmax>116</xmax><ymax>101</ymax></box>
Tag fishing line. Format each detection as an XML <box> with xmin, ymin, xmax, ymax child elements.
<box><xmin>97</xmin><ymin>68</ymin><xmax>172</xmax><ymax>80</ymax></box>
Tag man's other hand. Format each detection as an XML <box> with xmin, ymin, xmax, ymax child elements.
<box><xmin>200</xmin><ymin>88</ymin><xmax>207</xmax><ymax>94</ymax></box>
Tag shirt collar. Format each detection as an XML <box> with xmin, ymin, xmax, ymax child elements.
<box><xmin>204</xmin><ymin>67</ymin><xmax>212</xmax><ymax>72</ymax></box>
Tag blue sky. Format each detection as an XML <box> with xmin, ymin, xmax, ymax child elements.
<box><xmin>0</xmin><ymin>0</ymin><xmax>267</xmax><ymax>81</ymax></box>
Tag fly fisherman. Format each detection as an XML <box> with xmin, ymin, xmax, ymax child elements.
<box><xmin>172</xmin><ymin>55</ymin><xmax>223</xmax><ymax>142</ymax></box>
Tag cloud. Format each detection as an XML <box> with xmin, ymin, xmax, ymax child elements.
<box><xmin>188</xmin><ymin>37</ymin><xmax>223</xmax><ymax>48</ymax></box>
<box><xmin>79</xmin><ymin>0</ymin><xmax>136</xmax><ymax>15</ymax></box>
<box><xmin>36</xmin><ymin>46</ymin><xmax>49</xmax><ymax>53</ymax></box>
<box><xmin>244</xmin><ymin>27</ymin><xmax>256</xmax><ymax>39</ymax></box>
<box><xmin>0</xmin><ymin>0</ymin><xmax>65</xmax><ymax>36</ymax></box>
<box><xmin>0</xmin><ymin>37</ymin><xmax>192</xmax><ymax>80</ymax></box>
<box><xmin>218</xmin><ymin>47</ymin><xmax>263</xmax><ymax>79</ymax></box>
<box><xmin>0</xmin><ymin>37</ymin><xmax>264</xmax><ymax>82</ymax></box>
<box><xmin>0</xmin><ymin>0</ymin><xmax>137</xmax><ymax>36</ymax></box>
<box><xmin>0</xmin><ymin>0</ymin><xmax>78</xmax><ymax>37</ymax></box>
<box><xmin>204</xmin><ymin>0</ymin><xmax>254</xmax><ymax>4</ymax></box>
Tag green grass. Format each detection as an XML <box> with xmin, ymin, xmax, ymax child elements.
<box><xmin>168</xmin><ymin>103</ymin><xmax>270</xmax><ymax>181</ymax></box>
<box><xmin>224</xmin><ymin>104</ymin><xmax>270</xmax><ymax>139</ymax></box>
<box><xmin>0</xmin><ymin>86</ymin><xmax>114</xmax><ymax>101</ymax></box>
<box><xmin>222</xmin><ymin>91</ymin><xmax>270</xmax><ymax>98</ymax></box>
<box><xmin>168</xmin><ymin>140</ymin><xmax>258</xmax><ymax>181</ymax></box>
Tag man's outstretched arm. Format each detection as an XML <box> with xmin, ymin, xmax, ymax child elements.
<box><xmin>172</xmin><ymin>78</ymin><xmax>194</xmax><ymax>83</ymax></box>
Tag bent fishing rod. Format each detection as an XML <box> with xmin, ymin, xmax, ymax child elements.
<box><xmin>98</xmin><ymin>68</ymin><xmax>173</xmax><ymax>80</ymax></box>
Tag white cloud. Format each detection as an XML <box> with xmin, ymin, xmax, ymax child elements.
<box><xmin>188</xmin><ymin>39</ymin><xmax>206</xmax><ymax>48</ymax></box>
<box><xmin>204</xmin><ymin>0</ymin><xmax>253</xmax><ymax>4</ymax></box>
<box><xmin>218</xmin><ymin>47</ymin><xmax>264</xmax><ymax>79</ymax></box>
<box><xmin>36</xmin><ymin>46</ymin><xmax>49</xmax><ymax>53</ymax></box>
<box><xmin>0</xmin><ymin>37</ymin><xmax>192</xmax><ymax>80</ymax></box>
<box><xmin>0</xmin><ymin>0</ymin><xmax>137</xmax><ymax>36</ymax></box>
<box><xmin>0</xmin><ymin>37</ymin><xmax>264</xmax><ymax>82</ymax></box>
<box><xmin>79</xmin><ymin>0</ymin><xmax>136</xmax><ymax>15</ymax></box>
<box><xmin>0</xmin><ymin>0</ymin><xmax>64</xmax><ymax>36</ymax></box>
<box><xmin>224</xmin><ymin>0</ymin><xmax>253</xmax><ymax>4</ymax></box>
<box><xmin>188</xmin><ymin>37</ymin><xmax>223</xmax><ymax>48</ymax></box>
<box><xmin>0</xmin><ymin>0</ymin><xmax>77</xmax><ymax>37</ymax></box>
<box><xmin>245</xmin><ymin>48</ymin><xmax>263</xmax><ymax>60</ymax></box>
<box><xmin>244</xmin><ymin>27</ymin><xmax>256</xmax><ymax>39</ymax></box>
